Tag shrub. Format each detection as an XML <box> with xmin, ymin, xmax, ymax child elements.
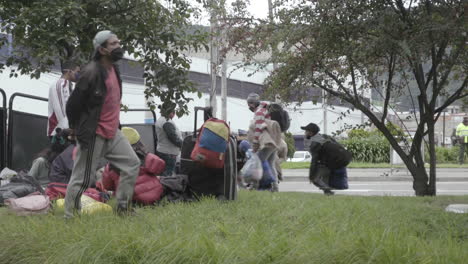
<box><xmin>368</xmin><ymin>122</ymin><xmax>409</xmax><ymax>143</ymax></box>
<box><xmin>424</xmin><ymin>146</ymin><xmax>461</xmax><ymax>163</ymax></box>
<box><xmin>348</xmin><ymin>129</ymin><xmax>371</xmax><ymax>139</ymax></box>
<box><xmin>341</xmin><ymin>137</ymin><xmax>390</xmax><ymax>163</ymax></box>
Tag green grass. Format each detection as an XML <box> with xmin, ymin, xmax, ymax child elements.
<box><xmin>282</xmin><ymin>162</ymin><xmax>468</xmax><ymax>169</ymax></box>
<box><xmin>1</xmin><ymin>191</ymin><xmax>468</xmax><ymax>263</ymax></box>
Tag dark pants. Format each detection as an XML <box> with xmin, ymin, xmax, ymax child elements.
<box><xmin>460</xmin><ymin>143</ymin><xmax>468</xmax><ymax>164</ymax></box>
<box><xmin>156</xmin><ymin>150</ymin><xmax>177</xmax><ymax>176</ymax></box>
<box><xmin>311</xmin><ymin>164</ymin><xmax>332</xmax><ymax>192</ymax></box>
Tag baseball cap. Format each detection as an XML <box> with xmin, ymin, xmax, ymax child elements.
<box><xmin>300</xmin><ymin>123</ymin><xmax>320</xmax><ymax>133</ymax></box>
<box><xmin>246</xmin><ymin>93</ymin><xmax>260</xmax><ymax>104</ymax></box>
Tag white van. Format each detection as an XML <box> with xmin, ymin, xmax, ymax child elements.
<box><xmin>288</xmin><ymin>151</ymin><xmax>312</xmax><ymax>162</ymax></box>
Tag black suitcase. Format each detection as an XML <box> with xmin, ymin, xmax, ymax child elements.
<box><xmin>180</xmin><ymin>107</ymin><xmax>237</xmax><ymax>200</ymax></box>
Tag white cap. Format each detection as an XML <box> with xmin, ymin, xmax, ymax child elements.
<box><xmin>93</xmin><ymin>30</ymin><xmax>115</xmax><ymax>50</ymax></box>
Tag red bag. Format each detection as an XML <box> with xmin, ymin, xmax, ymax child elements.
<box><xmin>45</xmin><ymin>182</ymin><xmax>109</xmax><ymax>202</ymax></box>
<box><xmin>101</xmin><ymin>153</ymin><xmax>165</xmax><ymax>205</ymax></box>
<box><xmin>190</xmin><ymin>118</ymin><xmax>230</xmax><ymax>169</ymax></box>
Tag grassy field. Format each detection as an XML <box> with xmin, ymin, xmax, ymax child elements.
<box><xmin>281</xmin><ymin>162</ymin><xmax>468</xmax><ymax>169</ymax></box>
<box><xmin>1</xmin><ymin>191</ymin><xmax>468</xmax><ymax>263</ymax></box>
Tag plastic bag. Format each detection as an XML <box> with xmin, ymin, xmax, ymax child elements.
<box><xmin>240</xmin><ymin>152</ymin><xmax>263</xmax><ymax>182</ymax></box>
<box><xmin>0</xmin><ymin>167</ymin><xmax>17</xmax><ymax>186</ymax></box>
<box><xmin>56</xmin><ymin>195</ymin><xmax>112</xmax><ymax>215</ymax></box>
<box><xmin>5</xmin><ymin>194</ymin><xmax>51</xmax><ymax>216</ymax></box>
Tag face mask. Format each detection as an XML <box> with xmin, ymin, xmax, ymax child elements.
<box><xmin>74</xmin><ymin>72</ymin><xmax>80</xmax><ymax>81</ymax></box>
<box><xmin>305</xmin><ymin>135</ymin><xmax>312</xmax><ymax>139</ymax></box>
<box><xmin>249</xmin><ymin>106</ymin><xmax>256</xmax><ymax>112</ymax></box>
<box><xmin>109</xmin><ymin>47</ymin><xmax>124</xmax><ymax>62</ymax></box>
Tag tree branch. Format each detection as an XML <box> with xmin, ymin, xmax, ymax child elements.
<box><xmin>381</xmin><ymin>53</ymin><xmax>395</xmax><ymax>123</ymax></box>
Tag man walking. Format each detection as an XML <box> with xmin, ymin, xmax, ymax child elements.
<box><xmin>456</xmin><ymin>116</ymin><xmax>468</xmax><ymax>164</ymax></box>
<box><xmin>47</xmin><ymin>61</ymin><xmax>80</xmax><ymax>136</ymax></box>
<box><xmin>65</xmin><ymin>30</ymin><xmax>139</xmax><ymax>217</ymax></box>
<box><xmin>246</xmin><ymin>93</ymin><xmax>281</xmax><ymax>191</ymax></box>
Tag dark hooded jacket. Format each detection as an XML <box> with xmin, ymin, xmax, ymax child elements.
<box><xmin>66</xmin><ymin>61</ymin><xmax>122</xmax><ymax>149</ymax></box>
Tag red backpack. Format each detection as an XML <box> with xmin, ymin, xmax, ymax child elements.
<box><xmin>190</xmin><ymin>118</ymin><xmax>230</xmax><ymax>169</ymax></box>
<box><xmin>45</xmin><ymin>182</ymin><xmax>109</xmax><ymax>203</ymax></box>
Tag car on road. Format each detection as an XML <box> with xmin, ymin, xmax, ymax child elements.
<box><xmin>288</xmin><ymin>151</ymin><xmax>312</xmax><ymax>162</ymax></box>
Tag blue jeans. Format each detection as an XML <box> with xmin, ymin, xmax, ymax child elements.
<box><xmin>156</xmin><ymin>151</ymin><xmax>177</xmax><ymax>176</ymax></box>
<box><xmin>256</xmin><ymin>146</ymin><xmax>278</xmax><ymax>191</ymax></box>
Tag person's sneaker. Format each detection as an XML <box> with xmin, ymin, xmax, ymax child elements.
<box><xmin>323</xmin><ymin>189</ymin><xmax>335</xmax><ymax>196</ymax></box>
<box><xmin>115</xmin><ymin>206</ymin><xmax>136</xmax><ymax>217</ymax></box>
<box><xmin>270</xmin><ymin>182</ymin><xmax>279</xmax><ymax>192</ymax></box>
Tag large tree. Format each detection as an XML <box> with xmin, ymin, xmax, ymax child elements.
<box><xmin>0</xmin><ymin>0</ymin><xmax>207</xmax><ymax>114</ymax></box>
<box><xmin>225</xmin><ymin>0</ymin><xmax>467</xmax><ymax>195</ymax></box>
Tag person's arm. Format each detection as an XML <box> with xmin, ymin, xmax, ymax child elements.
<box><xmin>163</xmin><ymin>122</ymin><xmax>182</xmax><ymax>148</ymax></box>
<box><xmin>49</xmin><ymin>156</ymin><xmax>67</xmax><ymax>183</ymax></box>
<box><xmin>52</xmin><ymin>79</ymin><xmax>70</xmax><ymax>129</ymax></box>
<box><xmin>66</xmin><ymin>68</ymin><xmax>94</xmax><ymax>129</ymax></box>
<box><xmin>308</xmin><ymin>141</ymin><xmax>322</xmax><ymax>182</ymax></box>
<box><xmin>29</xmin><ymin>158</ymin><xmax>48</xmax><ymax>182</ymax></box>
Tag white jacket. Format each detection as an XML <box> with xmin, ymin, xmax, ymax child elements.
<box><xmin>47</xmin><ymin>78</ymin><xmax>72</xmax><ymax>136</ymax></box>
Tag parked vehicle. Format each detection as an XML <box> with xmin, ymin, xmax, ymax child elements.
<box><xmin>288</xmin><ymin>151</ymin><xmax>312</xmax><ymax>162</ymax></box>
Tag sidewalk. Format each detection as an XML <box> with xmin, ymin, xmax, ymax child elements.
<box><xmin>282</xmin><ymin>168</ymin><xmax>468</xmax><ymax>182</ymax></box>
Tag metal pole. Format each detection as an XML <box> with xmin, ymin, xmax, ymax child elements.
<box><xmin>268</xmin><ymin>0</ymin><xmax>281</xmax><ymax>104</ymax></box>
<box><xmin>268</xmin><ymin>0</ymin><xmax>276</xmax><ymax>71</ymax></box>
<box><xmin>209</xmin><ymin>0</ymin><xmax>218</xmax><ymax>117</ymax></box>
<box><xmin>442</xmin><ymin>111</ymin><xmax>446</xmax><ymax>147</ymax></box>
<box><xmin>322</xmin><ymin>89</ymin><xmax>327</xmax><ymax>134</ymax></box>
<box><xmin>221</xmin><ymin>58</ymin><xmax>227</xmax><ymax>121</ymax></box>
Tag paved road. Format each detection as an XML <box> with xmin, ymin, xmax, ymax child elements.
<box><xmin>279</xmin><ymin>168</ymin><xmax>468</xmax><ymax>196</ymax></box>
<box><xmin>279</xmin><ymin>181</ymin><xmax>468</xmax><ymax>196</ymax></box>
<box><xmin>282</xmin><ymin>168</ymin><xmax>468</xmax><ymax>182</ymax></box>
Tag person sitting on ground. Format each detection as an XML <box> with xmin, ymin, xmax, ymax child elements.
<box><xmin>100</xmin><ymin>127</ymin><xmax>165</xmax><ymax>205</ymax></box>
<box><xmin>236</xmin><ymin>130</ymin><xmax>249</xmax><ymax>170</ymax></box>
<box><xmin>29</xmin><ymin>128</ymin><xmax>73</xmax><ymax>187</ymax></box>
<box><xmin>155</xmin><ymin>102</ymin><xmax>183</xmax><ymax>176</ymax></box>
<box><xmin>48</xmin><ymin>144</ymin><xmax>75</xmax><ymax>184</ymax></box>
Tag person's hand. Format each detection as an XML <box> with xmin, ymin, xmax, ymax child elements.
<box><xmin>252</xmin><ymin>143</ymin><xmax>259</xmax><ymax>153</ymax></box>
<box><xmin>68</xmin><ymin>129</ymin><xmax>76</xmax><ymax>141</ymax></box>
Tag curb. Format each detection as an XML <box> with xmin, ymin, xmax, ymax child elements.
<box><xmin>282</xmin><ymin>176</ymin><xmax>468</xmax><ymax>182</ymax></box>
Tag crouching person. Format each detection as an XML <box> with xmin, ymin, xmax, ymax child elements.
<box><xmin>301</xmin><ymin>123</ymin><xmax>352</xmax><ymax>195</ymax></box>
<box><xmin>100</xmin><ymin>127</ymin><xmax>165</xmax><ymax>205</ymax></box>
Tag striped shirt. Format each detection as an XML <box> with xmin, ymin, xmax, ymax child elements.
<box><xmin>252</xmin><ymin>102</ymin><xmax>270</xmax><ymax>144</ymax></box>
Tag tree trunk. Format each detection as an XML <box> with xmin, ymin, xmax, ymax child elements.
<box><xmin>427</xmin><ymin>118</ymin><xmax>437</xmax><ymax>195</ymax></box>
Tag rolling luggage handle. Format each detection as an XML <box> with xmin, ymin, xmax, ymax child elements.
<box><xmin>192</xmin><ymin>106</ymin><xmax>207</xmax><ymax>141</ymax></box>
